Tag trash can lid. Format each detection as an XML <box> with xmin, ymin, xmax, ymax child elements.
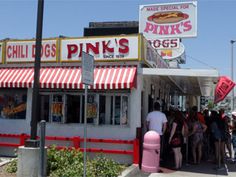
<box><xmin>144</xmin><ymin>131</ymin><xmax>160</xmax><ymax>144</ymax></box>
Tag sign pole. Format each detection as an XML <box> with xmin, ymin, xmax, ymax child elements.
<box><xmin>81</xmin><ymin>51</ymin><xmax>94</xmax><ymax>177</ymax></box>
<box><xmin>83</xmin><ymin>84</ymin><xmax>88</xmax><ymax>177</ymax></box>
<box><xmin>231</xmin><ymin>40</ymin><xmax>235</xmax><ymax>111</ymax></box>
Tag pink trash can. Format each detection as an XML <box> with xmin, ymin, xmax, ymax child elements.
<box><xmin>141</xmin><ymin>131</ymin><xmax>160</xmax><ymax>173</ymax></box>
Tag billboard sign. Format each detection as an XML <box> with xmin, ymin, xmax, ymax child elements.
<box><xmin>139</xmin><ymin>1</ymin><xmax>197</xmax><ymax>39</ymax></box>
<box><xmin>6</xmin><ymin>39</ymin><xmax>57</xmax><ymax>63</ymax></box>
<box><xmin>60</xmin><ymin>35</ymin><xmax>139</xmax><ymax>62</ymax></box>
<box><xmin>149</xmin><ymin>38</ymin><xmax>180</xmax><ymax>50</ymax></box>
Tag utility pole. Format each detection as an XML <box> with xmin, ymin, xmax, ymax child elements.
<box><xmin>230</xmin><ymin>40</ymin><xmax>236</xmax><ymax>112</ymax></box>
<box><xmin>25</xmin><ymin>0</ymin><xmax>44</xmax><ymax>147</ymax></box>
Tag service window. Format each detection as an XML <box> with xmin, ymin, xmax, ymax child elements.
<box><xmin>0</xmin><ymin>89</ymin><xmax>27</xmax><ymax>119</ymax></box>
<box><xmin>39</xmin><ymin>92</ymin><xmax>129</xmax><ymax>126</ymax></box>
<box><xmin>66</xmin><ymin>95</ymin><xmax>81</xmax><ymax>123</ymax></box>
<box><xmin>99</xmin><ymin>94</ymin><xmax>129</xmax><ymax>126</ymax></box>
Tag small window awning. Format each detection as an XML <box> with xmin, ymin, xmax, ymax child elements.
<box><xmin>0</xmin><ymin>66</ymin><xmax>137</xmax><ymax>90</ymax></box>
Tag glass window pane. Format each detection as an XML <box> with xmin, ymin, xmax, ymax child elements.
<box><xmin>0</xmin><ymin>89</ymin><xmax>27</xmax><ymax>119</ymax></box>
<box><xmin>87</xmin><ymin>94</ymin><xmax>97</xmax><ymax>124</ymax></box>
<box><xmin>99</xmin><ymin>95</ymin><xmax>106</xmax><ymax>125</ymax></box>
<box><xmin>66</xmin><ymin>95</ymin><xmax>80</xmax><ymax>123</ymax></box>
<box><xmin>121</xmin><ymin>96</ymin><xmax>128</xmax><ymax>125</ymax></box>
<box><xmin>51</xmin><ymin>94</ymin><xmax>63</xmax><ymax>123</ymax></box>
<box><xmin>82</xmin><ymin>94</ymin><xmax>97</xmax><ymax>124</ymax></box>
<box><xmin>81</xmin><ymin>95</ymin><xmax>84</xmax><ymax>123</ymax></box>
<box><xmin>40</xmin><ymin>95</ymin><xmax>49</xmax><ymax>122</ymax></box>
<box><xmin>110</xmin><ymin>96</ymin><xmax>113</xmax><ymax>125</ymax></box>
<box><xmin>115</xmin><ymin>96</ymin><xmax>121</xmax><ymax>125</ymax></box>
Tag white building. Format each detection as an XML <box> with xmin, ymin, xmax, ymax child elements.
<box><xmin>0</xmin><ymin>34</ymin><xmax>219</xmax><ymax>164</ymax></box>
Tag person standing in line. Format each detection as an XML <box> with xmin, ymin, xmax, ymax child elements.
<box><xmin>210</xmin><ymin>110</ymin><xmax>226</xmax><ymax>164</ymax></box>
<box><xmin>188</xmin><ymin>106</ymin><xmax>207</xmax><ymax>164</ymax></box>
<box><xmin>146</xmin><ymin>102</ymin><xmax>168</xmax><ymax>160</ymax></box>
<box><xmin>231</xmin><ymin>112</ymin><xmax>236</xmax><ymax>160</ymax></box>
<box><xmin>168</xmin><ymin>110</ymin><xmax>185</xmax><ymax>170</ymax></box>
<box><xmin>219</xmin><ymin>109</ymin><xmax>233</xmax><ymax>161</ymax></box>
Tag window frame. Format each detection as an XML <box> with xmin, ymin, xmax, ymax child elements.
<box><xmin>39</xmin><ymin>90</ymin><xmax>130</xmax><ymax>126</ymax></box>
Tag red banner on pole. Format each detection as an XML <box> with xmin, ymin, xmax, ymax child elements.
<box><xmin>214</xmin><ymin>76</ymin><xmax>235</xmax><ymax>104</ymax></box>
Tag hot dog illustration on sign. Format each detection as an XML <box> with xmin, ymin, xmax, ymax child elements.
<box><xmin>148</xmin><ymin>11</ymin><xmax>189</xmax><ymax>24</ymax></box>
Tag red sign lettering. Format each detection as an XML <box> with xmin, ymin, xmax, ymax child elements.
<box><xmin>66</xmin><ymin>38</ymin><xmax>130</xmax><ymax>59</ymax></box>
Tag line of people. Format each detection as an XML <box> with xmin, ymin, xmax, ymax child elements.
<box><xmin>146</xmin><ymin>102</ymin><xmax>236</xmax><ymax>170</ymax></box>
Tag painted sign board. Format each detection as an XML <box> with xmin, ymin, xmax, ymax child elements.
<box><xmin>82</xmin><ymin>52</ymin><xmax>94</xmax><ymax>85</ymax></box>
<box><xmin>60</xmin><ymin>35</ymin><xmax>139</xmax><ymax>62</ymax></box>
<box><xmin>158</xmin><ymin>42</ymin><xmax>185</xmax><ymax>60</ymax></box>
<box><xmin>149</xmin><ymin>38</ymin><xmax>180</xmax><ymax>49</ymax></box>
<box><xmin>5</xmin><ymin>39</ymin><xmax>57</xmax><ymax>63</ymax></box>
<box><xmin>139</xmin><ymin>1</ymin><xmax>197</xmax><ymax>39</ymax></box>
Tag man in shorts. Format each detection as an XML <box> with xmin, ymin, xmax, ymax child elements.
<box><xmin>146</xmin><ymin>102</ymin><xmax>168</xmax><ymax>160</ymax></box>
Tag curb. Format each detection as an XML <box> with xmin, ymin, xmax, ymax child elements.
<box><xmin>118</xmin><ymin>164</ymin><xmax>140</xmax><ymax>177</ymax></box>
<box><xmin>0</xmin><ymin>158</ymin><xmax>14</xmax><ymax>167</ymax></box>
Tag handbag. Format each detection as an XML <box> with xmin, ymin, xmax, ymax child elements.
<box><xmin>171</xmin><ymin>137</ymin><xmax>181</xmax><ymax>146</ymax></box>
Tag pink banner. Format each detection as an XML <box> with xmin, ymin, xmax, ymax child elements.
<box><xmin>214</xmin><ymin>76</ymin><xmax>235</xmax><ymax>104</ymax></box>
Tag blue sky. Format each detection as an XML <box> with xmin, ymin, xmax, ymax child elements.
<box><xmin>0</xmin><ymin>0</ymin><xmax>236</xmax><ymax>78</ymax></box>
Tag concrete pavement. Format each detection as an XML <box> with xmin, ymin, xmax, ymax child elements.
<box><xmin>131</xmin><ymin>161</ymin><xmax>236</xmax><ymax>177</ymax></box>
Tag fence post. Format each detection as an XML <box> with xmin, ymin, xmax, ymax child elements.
<box><xmin>133</xmin><ymin>138</ymin><xmax>140</xmax><ymax>164</ymax></box>
<box><xmin>39</xmin><ymin>120</ymin><xmax>47</xmax><ymax>177</ymax></box>
<box><xmin>73</xmin><ymin>136</ymin><xmax>80</xmax><ymax>149</ymax></box>
<box><xmin>19</xmin><ymin>134</ymin><xmax>27</xmax><ymax>146</ymax></box>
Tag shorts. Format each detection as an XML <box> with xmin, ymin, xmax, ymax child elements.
<box><xmin>192</xmin><ymin>133</ymin><xmax>204</xmax><ymax>146</ymax></box>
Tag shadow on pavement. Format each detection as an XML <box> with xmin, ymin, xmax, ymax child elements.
<box><xmin>160</xmin><ymin>160</ymin><xmax>236</xmax><ymax>176</ymax></box>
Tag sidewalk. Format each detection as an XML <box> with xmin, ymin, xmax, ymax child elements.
<box><xmin>134</xmin><ymin>161</ymin><xmax>236</xmax><ymax>177</ymax></box>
